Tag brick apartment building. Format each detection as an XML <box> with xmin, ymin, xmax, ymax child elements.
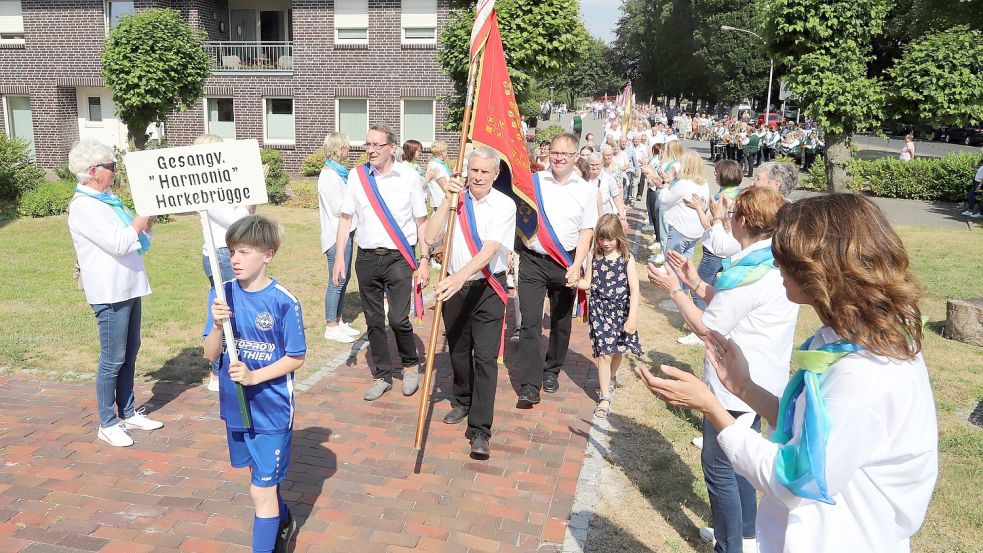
<box><xmin>0</xmin><ymin>0</ymin><xmax>456</xmax><ymax>173</ymax></box>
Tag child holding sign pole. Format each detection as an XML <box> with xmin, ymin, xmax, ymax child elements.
<box><xmin>203</xmin><ymin>215</ymin><xmax>306</xmax><ymax>553</ymax></box>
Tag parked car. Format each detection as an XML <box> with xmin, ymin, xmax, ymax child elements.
<box><xmin>881</xmin><ymin>120</ymin><xmax>934</xmax><ymax>139</ymax></box>
<box><xmin>756</xmin><ymin>112</ymin><xmax>785</xmax><ymax>128</ymax></box>
<box><xmin>945</xmin><ymin>124</ymin><xmax>983</xmax><ymax>146</ymax></box>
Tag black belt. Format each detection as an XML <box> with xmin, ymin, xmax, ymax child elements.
<box><xmin>461</xmin><ymin>271</ymin><xmax>506</xmax><ymax>287</ymax></box>
<box><xmin>360</xmin><ymin>247</ymin><xmax>402</xmax><ymax>256</ymax></box>
<box><xmin>520</xmin><ymin>245</ymin><xmax>575</xmax><ymax>260</ymax></box>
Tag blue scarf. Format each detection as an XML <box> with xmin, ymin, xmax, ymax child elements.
<box><xmin>772</xmin><ymin>333</ymin><xmax>863</xmax><ymax>504</ymax></box>
<box><xmin>324</xmin><ymin>159</ymin><xmax>349</xmax><ymax>180</ymax></box>
<box><xmin>435</xmin><ymin>158</ymin><xmax>451</xmax><ymax>178</ymax></box>
<box><xmin>713</xmin><ymin>246</ymin><xmax>775</xmax><ymax>291</ymax></box>
<box><xmin>75</xmin><ymin>186</ymin><xmax>151</xmax><ymax>255</ymax></box>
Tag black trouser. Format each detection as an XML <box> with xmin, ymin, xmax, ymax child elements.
<box><xmin>636</xmin><ymin>171</ymin><xmax>645</xmax><ymax>201</ymax></box>
<box><xmin>517</xmin><ymin>246</ymin><xmax>577</xmax><ymax>391</ymax></box>
<box><xmin>726</xmin><ymin>144</ymin><xmax>736</xmax><ymax>160</ymax></box>
<box><xmin>744</xmin><ymin>150</ymin><xmax>759</xmax><ymax>176</ymax></box>
<box><xmin>442</xmin><ymin>273</ymin><xmax>507</xmax><ymax>439</ymax></box>
<box><xmin>354</xmin><ymin>247</ymin><xmax>420</xmax><ymax>380</ymax></box>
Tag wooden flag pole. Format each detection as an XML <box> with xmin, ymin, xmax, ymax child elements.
<box><xmin>200</xmin><ymin>211</ymin><xmax>252</xmax><ymax>428</ymax></box>
<box><xmin>413</xmin><ymin>58</ymin><xmax>480</xmax><ymax>451</ymax></box>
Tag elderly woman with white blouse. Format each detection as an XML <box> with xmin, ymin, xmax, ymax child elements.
<box><xmin>318</xmin><ymin>132</ymin><xmax>361</xmax><ymax>344</ymax></box>
<box><xmin>67</xmin><ymin>138</ymin><xmax>164</xmax><ymax>448</ymax></box>
<box><xmin>641</xmin><ymin>193</ymin><xmax>938</xmax><ymax>553</ymax></box>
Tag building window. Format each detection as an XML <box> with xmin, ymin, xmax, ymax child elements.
<box><xmin>4</xmin><ymin>95</ymin><xmax>34</xmax><ymax>159</ymax></box>
<box><xmin>402</xmin><ymin>99</ymin><xmax>434</xmax><ymax>145</ymax></box>
<box><xmin>264</xmin><ymin>98</ymin><xmax>294</xmax><ymax>144</ymax></box>
<box><xmin>401</xmin><ymin>0</ymin><xmax>436</xmax><ymax>44</ymax></box>
<box><xmin>337</xmin><ymin>98</ymin><xmax>368</xmax><ymax>145</ymax></box>
<box><xmin>206</xmin><ymin>98</ymin><xmax>235</xmax><ymax>139</ymax></box>
<box><xmin>104</xmin><ymin>1</ymin><xmax>135</xmax><ymax>32</ymax></box>
<box><xmin>87</xmin><ymin>97</ymin><xmax>103</xmax><ymax>123</ymax></box>
<box><xmin>0</xmin><ymin>1</ymin><xmax>25</xmax><ymax>44</ymax></box>
<box><xmin>335</xmin><ymin>0</ymin><xmax>368</xmax><ymax>44</ymax></box>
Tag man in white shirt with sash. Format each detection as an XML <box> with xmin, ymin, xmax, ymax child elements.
<box><xmin>424</xmin><ymin>147</ymin><xmax>516</xmax><ymax>460</ymax></box>
<box><xmin>516</xmin><ymin>133</ymin><xmax>599</xmax><ymax>407</ymax></box>
<box><xmin>334</xmin><ymin>124</ymin><xmax>430</xmax><ymax>401</ymax></box>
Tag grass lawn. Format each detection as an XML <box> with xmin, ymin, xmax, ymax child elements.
<box><xmin>584</xmin><ymin>224</ymin><xmax>983</xmax><ymax>552</ymax></box>
<box><xmin>0</xmin><ymin>205</ymin><xmax>383</xmax><ymax>384</ymax></box>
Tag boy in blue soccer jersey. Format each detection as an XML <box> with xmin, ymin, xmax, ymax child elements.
<box><xmin>203</xmin><ymin>215</ymin><xmax>305</xmax><ymax>553</ymax></box>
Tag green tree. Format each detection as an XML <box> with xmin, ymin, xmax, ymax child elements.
<box><xmin>693</xmin><ymin>0</ymin><xmax>772</xmax><ymax>106</ymax></box>
<box><xmin>886</xmin><ymin>26</ymin><xmax>983</xmax><ymax>128</ymax></box>
<box><xmin>540</xmin><ymin>36</ymin><xmax>623</xmax><ymax>106</ymax></box>
<box><xmin>101</xmin><ymin>9</ymin><xmax>210</xmax><ymax>150</ymax></box>
<box><xmin>765</xmin><ymin>0</ymin><xmax>891</xmax><ymax>192</ymax></box>
<box><xmin>438</xmin><ymin>0</ymin><xmax>589</xmax><ymax>131</ymax></box>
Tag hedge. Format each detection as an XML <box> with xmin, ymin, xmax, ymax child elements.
<box><xmin>851</xmin><ymin>152</ymin><xmax>981</xmax><ymax>202</ymax></box>
<box><xmin>17</xmin><ymin>180</ymin><xmax>77</xmax><ymax>218</ymax></box>
<box><xmin>0</xmin><ymin>135</ymin><xmax>46</xmax><ymax>201</ymax></box>
<box><xmin>261</xmin><ymin>148</ymin><xmax>289</xmax><ymax>204</ymax></box>
<box><xmin>535</xmin><ymin>125</ymin><xmax>567</xmax><ymax>144</ymax></box>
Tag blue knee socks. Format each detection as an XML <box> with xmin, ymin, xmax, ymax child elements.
<box><xmin>252</xmin><ymin>515</ymin><xmax>280</xmax><ymax>553</ymax></box>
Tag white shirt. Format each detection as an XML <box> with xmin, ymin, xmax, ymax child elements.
<box><xmin>425</xmin><ymin>158</ymin><xmax>451</xmax><ymax>210</ymax></box>
<box><xmin>660</xmin><ymin>178</ymin><xmax>710</xmax><ymax>239</ymax></box>
<box><xmin>974</xmin><ymin>164</ymin><xmax>983</xmax><ymax>183</ymax></box>
<box><xmin>341</xmin><ymin>160</ymin><xmax>427</xmax><ymax>249</ymax></box>
<box><xmin>201</xmin><ymin>206</ymin><xmax>250</xmax><ymax>255</ymax></box>
<box><xmin>448</xmin><ymin>188</ymin><xmax>517</xmax><ymax>280</ymax></box>
<box><xmin>701</xmin><ymin>239</ymin><xmax>798</xmax><ymax>411</ymax></box>
<box><xmin>68</xmin><ymin>187</ymin><xmax>152</xmax><ymax>305</ymax></box>
<box><xmin>701</xmin><ymin>222</ymin><xmax>742</xmax><ymax>257</ymax></box>
<box><xmin>526</xmin><ymin>170</ymin><xmax>599</xmax><ymax>254</ymax></box>
<box><xmin>718</xmin><ymin>326</ymin><xmax>938</xmax><ymax>553</ymax></box>
<box><xmin>317</xmin><ymin>166</ymin><xmax>358</xmax><ymax>253</ymax></box>
<box><xmin>593</xmin><ymin>171</ymin><xmax>620</xmax><ymax>215</ymax></box>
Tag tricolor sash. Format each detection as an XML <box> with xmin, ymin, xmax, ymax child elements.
<box><xmin>356</xmin><ymin>163</ymin><xmax>424</xmax><ymax>321</ymax></box>
<box><xmin>772</xmin><ymin>334</ymin><xmax>864</xmax><ymax>504</ymax></box>
<box><xmin>530</xmin><ymin>173</ymin><xmax>588</xmax><ymax>320</ymax></box>
<box><xmin>459</xmin><ymin>191</ymin><xmax>509</xmax><ymax>362</ymax></box>
<box><xmin>713</xmin><ymin>246</ymin><xmax>775</xmax><ymax>291</ymax></box>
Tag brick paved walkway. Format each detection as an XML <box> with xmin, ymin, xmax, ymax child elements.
<box><xmin>0</xmin><ymin>289</ymin><xmax>604</xmax><ymax>552</ymax></box>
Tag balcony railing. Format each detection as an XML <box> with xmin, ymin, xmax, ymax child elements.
<box><xmin>205</xmin><ymin>41</ymin><xmax>294</xmax><ymax>73</ymax></box>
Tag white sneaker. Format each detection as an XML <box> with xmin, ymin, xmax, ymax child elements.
<box><xmin>207</xmin><ymin>374</ymin><xmax>219</xmax><ymax>392</ymax></box>
<box><xmin>962</xmin><ymin>210</ymin><xmax>974</xmax><ymax>216</ymax></box>
<box><xmin>123</xmin><ymin>408</ymin><xmax>164</xmax><ymax>431</ymax></box>
<box><xmin>699</xmin><ymin>527</ymin><xmax>716</xmax><ymax>545</ymax></box>
<box><xmin>658</xmin><ymin>299</ymin><xmax>680</xmax><ymax>313</ymax></box>
<box><xmin>677</xmin><ymin>332</ymin><xmax>704</xmax><ymax>346</ymax></box>
<box><xmin>743</xmin><ymin>537</ymin><xmax>760</xmax><ymax>553</ymax></box>
<box><xmin>648</xmin><ymin>242</ymin><xmax>663</xmax><ymax>253</ymax></box>
<box><xmin>98</xmin><ymin>422</ymin><xmax>133</xmax><ymax>447</ymax></box>
<box><xmin>973</xmin><ymin>212</ymin><xmax>983</xmax><ymax>219</ymax></box>
<box><xmin>324</xmin><ymin>325</ymin><xmax>357</xmax><ymax>343</ymax></box>
<box><xmin>692</xmin><ymin>436</ymin><xmax>703</xmax><ymax>449</ymax></box>
<box><xmin>338</xmin><ymin>322</ymin><xmax>361</xmax><ymax>336</ymax></box>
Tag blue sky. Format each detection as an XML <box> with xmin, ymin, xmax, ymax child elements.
<box><xmin>580</xmin><ymin>0</ymin><xmax>620</xmax><ymax>44</ymax></box>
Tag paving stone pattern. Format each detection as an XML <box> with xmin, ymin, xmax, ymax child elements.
<box><xmin>0</xmin><ymin>211</ymin><xmax>655</xmax><ymax>553</ymax></box>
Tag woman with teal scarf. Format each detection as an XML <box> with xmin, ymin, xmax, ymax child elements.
<box><xmin>67</xmin><ymin>138</ymin><xmax>163</xmax><ymax>448</ymax></box>
<box><xmin>640</xmin><ymin>194</ymin><xmax>938</xmax><ymax>553</ymax></box>
<box><xmin>318</xmin><ymin>132</ymin><xmax>361</xmax><ymax>343</ymax></box>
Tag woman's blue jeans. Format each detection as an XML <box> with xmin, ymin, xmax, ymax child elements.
<box><xmin>703</xmin><ymin>412</ymin><xmax>761</xmax><ymax>552</ymax></box>
<box><xmin>91</xmin><ymin>298</ymin><xmax>142</xmax><ymax>427</ymax></box>
<box><xmin>202</xmin><ymin>247</ymin><xmax>234</xmax><ymax>375</ymax></box>
<box><xmin>666</xmin><ymin>225</ymin><xmax>698</xmax><ymax>300</ymax></box>
<box><xmin>325</xmin><ymin>232</ymin><xmax>355</xmax><ymax>322</ymax></box>
<box><xmin>694</xmin><ymin>249</ymin><xmax>724</xmax><ymax>310</ymax></box>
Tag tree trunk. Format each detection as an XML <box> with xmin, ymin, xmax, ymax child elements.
<box><xmin>127</xmin><ymin>120</ymin><xmax>149</xmax><ymax>151</ymax></box>
<box><xmin>824</xmin><ymin>131</ymin><xmax>852</xmax><ymax>193</ymax></box>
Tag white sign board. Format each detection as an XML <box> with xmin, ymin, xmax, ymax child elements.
<box><xmin>779</xmin><ymin>80</ymin><xmax>794</xmax><ymax>102</ymax></box>
<box><xmin>123</xmin><ymin>139</ymin><xmax>268</xmax><ymax>216</ymax></box>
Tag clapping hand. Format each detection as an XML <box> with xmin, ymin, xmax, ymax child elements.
<box><xmin>703</xmin><ymin>330</ymin><xmax>752</xmax><ymax>396</ymax></box>
<box><xmin>710</xmin><ymin>195</ymin><xmax>732</xmax><ymax>222</ymax></box>
<box><xmin>647</xmin><ymin>262</ymin><xmax>679</xmax><ymax>292</ymax></box>
<box><xmin>683</xmin><ymin>194</ymin><xmax>707</xmax><ymax>210</ymax></box>
<box><xmin>635</xmin><ymin>365</ymin><xmax>716</xmax><ymax>412</ymax></box>
<box><xmin>665</xmin><ymin>251</ymin><xmax>698</xmax><ymax>289</ymax></box>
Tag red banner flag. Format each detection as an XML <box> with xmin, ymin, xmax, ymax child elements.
<box><xmin>468</xmin><ymin>11</ymin><xmax>536</xmax><ymax>239</ymax></box>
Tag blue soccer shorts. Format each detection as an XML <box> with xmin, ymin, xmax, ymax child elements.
<box><xmin>226</xmin><ymin>427</ymin><xmax>292</xmax><ymax>488</ymax></box>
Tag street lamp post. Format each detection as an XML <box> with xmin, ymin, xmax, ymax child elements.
<box><xmin>721</xmin><ymin>25</ymin><xmax>774</xmax><ymax>128</ymax></box>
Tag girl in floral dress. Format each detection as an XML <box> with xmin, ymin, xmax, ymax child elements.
<box><xmin>579</xmin><ymin>214</ymin><xmax>642</xmax><ymax>417</ymax></box>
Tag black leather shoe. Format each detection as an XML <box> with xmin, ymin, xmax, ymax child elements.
<box><xmin>516</xmin><ymin>386</ymin><xmax>541</xmax><ymax>408</ymax></box>
<box><xmin>443</xmin><ymin>404</ymin><xmax>469</xmax><ymax>424</ymax></box>
<box><xmin>543</xmin><ymin>373</ymin><xmax>560</xmax><ymax>394</ymax></box>
<box><xmin>469</xmin><ymin>433</ymin><xmax>490</xmax><ymax>460</ymax></box>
